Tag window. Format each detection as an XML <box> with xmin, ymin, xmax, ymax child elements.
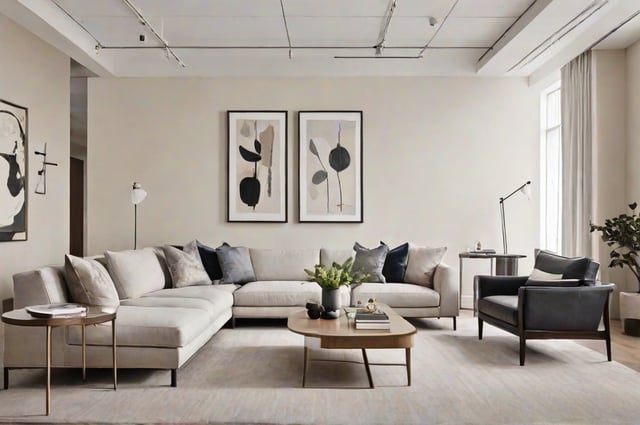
<box><xmin>540</xmin><ymin>81</ymin><xmax>562</xmax><ymax>253</ymax></box>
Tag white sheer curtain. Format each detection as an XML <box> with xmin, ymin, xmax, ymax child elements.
<box><xmin>560</xmin><ymin>51</ymin><xmax>592</xmax><ymax>257</ymax></box>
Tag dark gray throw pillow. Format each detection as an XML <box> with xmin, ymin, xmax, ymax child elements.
<box><xmin>381</xmin><ymin>241</ymin><xmax>409</xmax><ymax>282</ymax></box>
<box><xmin>534</xmin><ymin>250</ymin><xmax>599</xmax><ymax>282</ymax></box>
<box><xmin>352</xmin><ymin>242</ymin><xmax>389</xmax><ymax>283</ymax></box>
<box><xmin>217</xmin><ymin>245</ymin><xmax>256</xmax><ymax>284</ymax></box>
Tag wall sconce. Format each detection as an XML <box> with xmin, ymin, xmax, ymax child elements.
<box><xmin>35</xmin><ymin>143</ymin><xmax>58</xmax><ymax>195</ymax></box>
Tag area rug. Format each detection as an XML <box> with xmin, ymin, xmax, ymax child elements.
<box><xmin>0</xmin><ymin>316</ymin><xmax>639</xmax><ymax>424</ymax></box>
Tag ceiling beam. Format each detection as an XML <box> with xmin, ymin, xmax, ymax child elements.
<box><xmin>0</xmin><ymin>0</ymin><xmax>115</xmax><ymax>77</ymax></box>
<box><xmin>476</xmin><ymin>0</ymin><xmax>605</xmax><ymax>75</ymax></box>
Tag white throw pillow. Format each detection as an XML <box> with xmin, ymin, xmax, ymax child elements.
<box><xmin>163</xmin><ymin>241</ymin><xmax>211</xmax><ymax>288</ymax></box>
<box><xmin>404</xmin><ymin>244</ymin><xmax>447</xmax><ymax>287</ymax></box>
<box><xmin>64</xmin><ymin>254</ymin><xmax>120</xmax><ymax>306</ymax></box>
<box><xmin>529</xmin><ymin>268</ymin><xmax>563</xmax><ymax>280</ymax></box>
<box><xmin>105</xmin><ymin>248</ymin><xmax>166</xmax><ymax>299</ymax></box>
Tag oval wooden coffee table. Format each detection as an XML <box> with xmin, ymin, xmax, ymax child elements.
<box><xmin>287</xmin><ymin>303</ymin><xmax>416</xmax><ymax>388</ymax></box>
<box><xmin>1</xmin><ymin>306</ymin><xmax>117</xmax><ymax>416</ymax></box>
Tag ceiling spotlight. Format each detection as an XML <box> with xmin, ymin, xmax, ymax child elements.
<box><xmin>428</xmin><ymin>16</ymin><xmax>438</xmax><ymax>27</ymax></box>
<box><xmin>375</xmin><ymin>44</ymin><xmax>383</xmax><ymax>56</ymax></box>
<box><xmin>139</xmin><ymin>34</ymin><xmax>146</xmax><ymax>42</ymax></box>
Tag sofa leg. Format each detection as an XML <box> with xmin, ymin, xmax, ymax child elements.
<box><xmin>478</xmin><ymin>318</ymin><xmax>483</xmax><ymax>340</ymax></box>
<box><xmin>231</xmin><ymin>317</ymin><xmax>236</xmax><ymax>329</ymax></box>
<box><xmin>171</xmin><ymin>369</ymin><xmax>177</xmax><ymax>387</ymax></box>
<box><xmin>452</xmin><ymin>317</ymin><xmax>457</xmax><ymax>331</ymax></box>
<box><xmin>519</xmin><ymin>336</ymin><xmax>526</xmax><ymax>366</ymax></box>
<box><xmin>3</xmin><ymin>367</ymin><xmax>8</xmax><ymax>390</ymax></box>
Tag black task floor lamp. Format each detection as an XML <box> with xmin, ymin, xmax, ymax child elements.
<box><xmin>130</xmin><ymin>182</ymin><xmax>147</xmax><ymax>250</ymax></box>
<box><xmin>499</xmin><ymin>180</ymin><xmax>531</xmax><ymax>254</ymax></box>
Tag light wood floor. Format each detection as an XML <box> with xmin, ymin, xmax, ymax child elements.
<box><xmin>577</xmin><ymin>319</ymin><xmax>640</xmax><ymax>372</ymax></box>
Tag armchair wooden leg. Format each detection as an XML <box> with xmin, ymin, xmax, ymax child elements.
<box><xmin>452</xmin><ymin>317</ymin><xmax>457</xmax><ymax>331</ymax></box>
<box><xmin>478</xmin><ymin>318</ymin><xmax>483</xmax><ymax>340</ymax></box>
<box><xmin>519</xmin><ymin>336</ymin><xmax>526</xmax><ymax>366</ymax></box>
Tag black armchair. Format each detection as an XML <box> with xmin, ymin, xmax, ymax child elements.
<box><xmin>475</xmin><ymin>251</ymin><xmax>615</xmax><ymax>366</ymax></box>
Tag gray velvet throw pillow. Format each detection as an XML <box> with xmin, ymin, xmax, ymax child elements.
<box><xmin>217</xmin><ymin>245</ymin><xmax>256</xmax><ymax>284</ymax></box>
<box><xmin>352</xmin><ymin>242</ymin><xmax>389</xmax><ymax>283</ymax></box>
<box><xmin>163</xmin><ymin>241</ymin><xmax>211</xmax><ymax>288</ymax></box>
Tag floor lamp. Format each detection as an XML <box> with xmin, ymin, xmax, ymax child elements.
<box><xmin>499</xmin><ymin>180</ymin><xmax>531</xmax><ymax>254</ymax></box>
<box><xmin>130</xmin><ymin>182</ymin><xmax>147</xmax><ymax>250</ymax></box>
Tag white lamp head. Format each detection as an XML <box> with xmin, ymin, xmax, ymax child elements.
<box><xmin>130</xmin><ymin>182</ymin><xmax>147</xmax><ymax>205</ymax></box>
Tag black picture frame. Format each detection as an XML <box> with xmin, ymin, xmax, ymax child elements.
<box><xmin>298</xmin><ymin>111</ymin><xmax>363</xmax><ymax>223</ymax></box>
<box><xmin>0</xmin><ymin>98</ymin><xmax>28</xmax><ymax>241</ymax></box>
<box><xmin>227</xmin><ymin>110</ymin><xmax>288</xmax><ymax>223</ymax></box>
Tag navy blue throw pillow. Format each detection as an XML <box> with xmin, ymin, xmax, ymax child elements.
<box><xmin>196</xmin><ymin>241</ymin><xmax>229</xmax><ymax>281</ymax></box>
<box><xmin>381</xmin><ymin>241</ymin><xmax>409</xmax><ymax>283</ymax></box>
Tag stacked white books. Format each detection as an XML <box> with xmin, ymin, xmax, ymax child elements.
<box><xmin>355</xmin><ymin>310</ymin><xmax>391</xmax><ymax>330</ymax></box>
<box><xmin>26</xmin><ymin>303</ymin><xmax>87</xmax><ymax>318</ymax></box>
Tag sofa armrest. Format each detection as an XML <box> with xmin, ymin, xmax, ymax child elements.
<box><xmin>433</xmin><ymin>262</ymin><xmax>459</xmax><ymax>316</ymax></box>
<box><xmin>476</xmin><ymin>275</ymin><xmax>528</xmax><ymax>299</ymax></box>
<box><xmin>519</xmin><ymin>283</ymin><xmax>615</xmax><ymax>331</ymax></box>
<box><xmin>12</xmin><ymin>266</ymin><xmax>69</xmax><ymax>309</ymax></box>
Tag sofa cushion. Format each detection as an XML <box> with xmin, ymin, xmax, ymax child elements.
<box><xmin>121</xmin><ymin>296</ymin><xmax>219</xmax><ymax>317</ymax></box>
<box><xmin>352</xmin><ymin>243</ymin><xmax>389</xmax><ymax>283</ymax></box>
<box><xmin>64</xmin><ymin>254</ymin><xmax>120</xmax><ymax>307</ymax></box>
<box><xmin>320</xmin><ymin>248</ymin><xmax>354</xmax><ymax>267</ymax></box>
<box><xmin>233</xmin><ymin>281</ymin><xmax>350</xmax><ymax>307</ymax></box>
<box><xmin>67</xmin><ymin>305</ymin><xmax>212</xmax><ymax>348</ymax></box>
<box><xmin>163</xmin><ymin>242</ymin><xmax>211</xmax><ymax>288</ymax></box>
<box><xmin>351</xmin><ymin>283</ymin><xmax>439</xmax><ymax>308</ymax></box>
<box><xmin>250</xmin><ymin>248</ymin><xmax>319</xmax><ymax>281</ymax></box>
<box><xmin>381</xmin><ymin>241</ymin><xmax>409</xmax><ymax>283</ymax></box>
<box><xmin>217</xmin><ymin>245</ymin><xmax>256</xmax><ymax>284</ymax></box>
<box><xmin>105</xmin><ymin>249</ymin><xmax>167</xmax><ymax>299</ymax></box>
<box><xmin>142</xmin><ymin>285</ymin><xmax>235</xmax><ymax>308</ymax></box>
<box><xmin>478</xmin><ymin>295</ymin><xmax>518</xmax><ymax>326</ymax></box>
<box><xmin>404</xmin><ymin>244</ymin><xmax>446</xmax><ymax>287</ymax></box>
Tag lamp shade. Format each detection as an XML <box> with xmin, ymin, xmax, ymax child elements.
<box><xmin>130</xmin><ymin>182</ymin><xmax>147</xmax><ymax>205</ymax></box>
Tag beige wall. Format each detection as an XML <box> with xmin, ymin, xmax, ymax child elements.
<box><xmin>0</xmin><ymin>15</ymin><xmax>70</xmax><ymax>302</ymax></box>
<box><xmin>591</xmin><ymin>50</ymin><xmax>628</xmax><ymax>316</ymax></box>
<box><xmin>88</xmin><ymin>77</ymin><xmax>540</xmax><ymax>306</ymax></box>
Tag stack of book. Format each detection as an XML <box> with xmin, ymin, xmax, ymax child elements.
<box><xmin>26</xmin><ymin>303</ymin><xmax>87</xmax><ymax>318</ymax></box>
<box><xmin>355</xmin><ymin>310</ymin><xmax>391</xmax><ymax>330</ymax></box>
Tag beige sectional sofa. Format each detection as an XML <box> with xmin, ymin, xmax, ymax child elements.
<box><xmin>3</xmin><ymin>246</ymin><xmax>458</xmax><ymax>387</ymax></box>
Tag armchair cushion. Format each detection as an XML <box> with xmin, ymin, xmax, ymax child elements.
<box><xmin>524</xmin><ymin>278</ymin><xmax>582</xmax><ymax>287</ymax></box>
<box><xmin>477</xmin><ymin>295</ymin><xmax>518</xmax><ymax>326</ymax></box>
<box><xmin>534</xmin><ymin>250</ymin><xmax>599</xmax><ymax>282</ymax></box>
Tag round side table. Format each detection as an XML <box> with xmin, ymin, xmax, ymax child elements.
<box><xmin>1</xmin><ymin>306</ymin><xmax>117</xmax><ymax>416</ymax></box>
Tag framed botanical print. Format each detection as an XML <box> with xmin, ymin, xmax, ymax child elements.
<box><xmin>227</xmin><ymin>111</ymin><xmax>287</xmax><ymax>222</ymax></box>
<box><xmin>0</xmin><ymin>99</ymin><xmax>28</xmax><ymax>241</ymax></box>
<box><xmin>298</xmin><ymin>111</ymin><xmax>363</xmax><ymax>223</ymax></box>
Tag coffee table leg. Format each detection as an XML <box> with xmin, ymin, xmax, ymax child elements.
<box><xmin>406</xmin><ymin>348</ymin><xmax>411</xmax><ymax>386</ymax></box>
<box><xmin>361</xmin><ymin>349</ymin><xmax>374</xmax><ymax>389</ymax></box>
<box><xmin>82</xmin><ymin>324</ymin><xmax>86</xmax><ymax>382</ymax></box>
<box><xmin>46</xmin><ymin>325</ymin><xmax>52</xmax><ymax>416</ymax></box>
<box><xmin>112</xmin><ymin>318</ymin><xmax>117</xmax><ymax>390</ymax></box>
<box><xmin>302</xmin><ymin>346</ymin><xmax>308</xmax><ymax>388</ymax></box>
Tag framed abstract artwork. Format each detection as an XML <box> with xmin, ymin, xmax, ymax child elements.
<box><xmin>298</xmin><ymin>111</ymin><xmax>363</xmax><ymax>223</ymax></box>
<box><xmin>0</xmin><ymin>99</ymin><xmax>28</xmax><ymax>241</ymax></box>
<box><xmin>227</xmin><ymin>111</ymin><xmax>288</xmax><ymax>222</ymax></box>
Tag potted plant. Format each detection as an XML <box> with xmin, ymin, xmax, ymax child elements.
<box><xmin>590</xmin><ymin>202</ymin><xmax>640</xmax><ymax>336</ymax></box>
<box><xmin>305</xmin><ymin>257</ymin><xmax>368</xmax><ymax>319</ymax></box>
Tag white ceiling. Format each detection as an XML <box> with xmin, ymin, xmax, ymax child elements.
<box><xmin>1</xmin><ymin>0</ymin><xmax>640</xmax><ymax>79</ymax></box>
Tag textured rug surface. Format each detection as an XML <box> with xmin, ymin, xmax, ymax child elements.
<box><xmin>0</xmin><ymin>315</ymin><xmax>639</xmax><ymax>425</ymax></box>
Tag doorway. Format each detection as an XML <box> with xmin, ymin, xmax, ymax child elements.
<box><xmin>69</xmin><ymin>157</ymin><xmax>84</xmax><ymax>256</ymax></box>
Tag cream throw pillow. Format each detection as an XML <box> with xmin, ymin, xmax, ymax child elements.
<box><xmin>163</xmin><ymin>241</ymin><xmax>211</xmax><ymax>288</ymax></box>
<box><xmin>529</xmin><ymin>268</ymin><xmax>563</xmax><ymax>280</ymax></box>
<box><xmin>105</xmin><ymin>248</ymin><xmax>166</xmax><ymax>299</ymax></box>
<box><xmin>404</xmin><ymin>244</ymin><xmax>447</xmax><ymax>286</ymax></box>
<box><xmin>64</xmin><ymin>254</ymin><xmax>120</xmax><ymax>306</ymax></box>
